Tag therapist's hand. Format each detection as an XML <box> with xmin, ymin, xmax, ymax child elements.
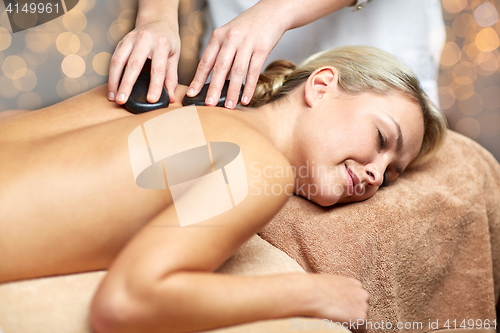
<box><xmin>108</xmin><ymin>20</ymin><xmax>180</xmax><ymax>105</ymax></box>
<box><xmin>186</xmin><ymin>6</ymin><xmax>287</xmax><ymax>109</ymax></box>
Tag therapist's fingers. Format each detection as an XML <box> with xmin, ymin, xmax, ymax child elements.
<box><xmin>148</xmin><ymin>38</ymin><xmax>169</xmax><ymax>103</ymax></box>
<box><xmin>187</xmin><ymin>40</ymin><xmax>220</xmax><ymax>98</ymax></box>
<box><xmin>204</xmin><ymin>45</ymin><xmax>237</xmax><ymax>106</ymax></box>
<box><xmin>241</xmin><ymin>52</ymin><xmax>267</xmax><ymax>106</ymax></box>
<box><xmin>115</xmin><ymin>39</ymin><xmax>151</xmax><ymax>105</ymax></box>
<box><xmin>224</xmin><ymin>49</ymin><xmax>252</xmax><ymax>109</ymax></box>
<box><xmin>164</xmin><ymin>51</ymin><xmax>179</xmax><ymax>104</ymax></box>
<box><xmin>108</xmin><ymin>40</ymin><xmax>133</xmax><ymax>102</ymax></box>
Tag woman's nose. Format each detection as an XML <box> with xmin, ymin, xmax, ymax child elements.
<box><xmin>364</xmin><ymin>164</ymin><xmax>384</xmax><ymax>187</ymax></box>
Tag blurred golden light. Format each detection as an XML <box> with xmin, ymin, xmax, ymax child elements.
<box><xmin>117</xmin><ymin>17</ymin><xmax>134</xmax><ymax>33</ymax></box>
<box><xmin>23</xmin><ymin>46</ymin><xmax>48</xmax><ymax>66</ymax></box>
<box><xmin>438</xmin><ymin>70</ymin><xmax>454</xmax><ymax>87</ymax></box>
<box><xmin>440</xmin><ymin>42</ymin><xmax>462</xmax><ymax>67</ymax></box>
<box><xmin>17</xmin><ymin>92</ymin><xmax>42</xmax><ymax>110</ymax></box>
<box><xmin>0</xmin><ymin>27</ymin><xmax>11</xmax><ymax>51</ymax></box>
<box><xmin>458</xmin><ymin>93</ymin><xmax>483</xmax><ymax>116</ymax></box>
<box><xmin>452</xmin><ymin>13</ymin><xmax>478</xmax><ymax>38</ymax></box>
<box><xmin>36</xmin><ymin>22</ymin><xmax>60</xmax><ymax>46</ymax></box>
<box><xmin>455</xmin><ymin>117</ymin><xmax>481</xmax><ymax>139</ymax></box>
<box><xmin>76</xmin><ymin>75</ymin><xmax>89</xmax><ymax>92</ymax></box>
<box><xmin>120</xmin><ymin>0</ymin><xmax>137</xmax><ymax>10</ymax></box>
<box><xmin>63</xmin><ymin>10</ymin><xmax>87</xmax><ymax>33</ymax></box>
<box><xmin>84</xmin><ymin>51</ymin><xmax>95</xmax><ymax>74</ymax></box>
<box><xmin>479</xmin><ymin>113</ymin><xmax>500</xmax><ymax>137</ymax></box>
<box><xmin>76</xmin><ymin>32</ymin><xmax>93</xmax><ymax>56</ymax></box>
<box><xmin>107</xmin><ymin>19</ymin><xmax>129</xmax><ymax>44</ymax></box>
<box><xmin>475</xmin><ymin>50</ymin><xmax>499</xmax><ymax>72</ymax></box>
<box><xmin>464</xmin><ymin>42</ymin><xmax>482</xmax><ymax>61</ymax></box>
<box><xmin>63</xmin><ymin>77</ymin><xmax>82</xmax><ymax>95</ymax></box>
<box><xmin>475</xmin><ymin>27</ymin><xmax>500</xmax><ymax>52</ymax></box>
<box><xmin>61</xmin><ymin>55</ymin><xmax>86</xmax><ymax>78</ymax></box>
<box><xmin>0</xmin><ymin>11</ymin><xmax>11</xmax><ymax>31</ymax></box>
<box><xmin>474</xmin><ymin>2</ymin><xmax>499</xmax><ymax>28</ymax></box>
<box><xmin>188</xmin><ymin>10</ymin><xmax>203</xmax><ymax>35</ymax></box>
<box><xmin>13</xmin><ymin>11</ymin><xmax>37</xmax><ymax>30</ymax></box>
<box><xmin>92</xmin><ymin>52</ymin><xmax>112</xmax><ymax>76</ymax></box>
<box><xmin>75</xmin><ymin>0</ymin><xmax>96</xmax><ymax>12</ymax></box>
<box><xmin>442</xmin><ymin>0</ymin><xmax>468</xmax><ymax>14</ymax></box>
<box><xmin>56</xmin><ymin>32</ymin><xmax>81</xmax><ymax>55</ymax></box>
<box><xmin>445</xmin><ymin>26</ymin><xmax>456</xmax><ymax>43</ymax></box>
<box><xmin>438</xmin><ymin>86</ymin><xmax>456</xmax><ymax>110</ymax></box>
<box><xmin>451</xmin><ymin>80</ymin><xmax>475</xmax><ymax>100</ymax></box>
<box><xmin>119</xmin><ymin>9</ymin><xmax>137</xmax><ymax>22</ymax></box>
<box><xmin>13</xmin><ymin>68</ymin><xmax>37</xmax><ymax>92</ymax></box>
<box><xmin>452</xmin><ymin>61</ymin><xmax>477</xmax><ymax>84</ymax></box>
<box><xmin>480</xmin><ymin>86</ymin><xmax>500</xmax><ymax>109</ymax></box>
<box><xmin>0</xmin><ymin>75</ymin><xmax>20</xmax><ymax>98</ymax></box>
<box><xmin>179</xmin><ymin>0</ymin><xmax>193</xmax><ymax>15</ymax></box>
<box><xmin>2</xmin><ymin>55</ymin><xmax>27</xmax><ymax>79</ymax></box>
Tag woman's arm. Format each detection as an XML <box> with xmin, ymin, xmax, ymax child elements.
<box><xmin>90</xmin><ymin>142</ymin><xmax>369</xmax><ymax>333</ymax></box>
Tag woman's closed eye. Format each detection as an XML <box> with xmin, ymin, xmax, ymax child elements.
<box><xmin>380</xmin><ymin>172</ymin><xmax>389</xmax><ymax>187</ymax></box>
<box><xmin>377</xmin><ymin>129</ymin><xmax>390</xmax><ymax>187</ymax></box>
<box><xmin>377</xmin><ymin>129</ymin><xmax>385</xmax><ymax>150</ymax></box>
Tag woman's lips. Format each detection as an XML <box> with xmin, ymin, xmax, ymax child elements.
<box><xmin>345</xmin><ymin>165</ymin><xmax>360</xmax><ymax>195</ymax></box>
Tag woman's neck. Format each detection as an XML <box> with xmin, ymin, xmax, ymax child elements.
<box><xmin>234</xmin><ymin>98</ymin><xmax>298</xmax><ymax>164</ymax></box>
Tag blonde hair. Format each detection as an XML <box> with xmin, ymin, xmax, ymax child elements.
<box><xmin>249</xmin><ymin>46</ymin><xmax>448</xmax><ymax>168</ymax></box>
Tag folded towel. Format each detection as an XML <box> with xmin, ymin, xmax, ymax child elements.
<box><xmin>259</xmin><ymin>130</ymin><xmax>500</xmax><ymax>332</ymax></box>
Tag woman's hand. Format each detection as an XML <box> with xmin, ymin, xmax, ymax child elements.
<box><xmin>108</xmin><ymin>20</ymin><xmax>180</xmax><ymax>105</ymax></box>
<box><xmin>186</xmin><ymin>4</ymin><xmax>288</xmax><ymax>109</ymax></box>
<box><xmin>304</xmin><ymin>274</ymin><xmax>369</xmax><ymax>333</ymax></box>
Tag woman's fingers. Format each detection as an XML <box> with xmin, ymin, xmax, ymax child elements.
<box><xmin>164</xmin><ymin>51</ymin><xmax>179</xmax><ymax>103</ymax></box>
<box><xmin>148</xmin><ymin>37</ymin><xmax>169</xmax><ymax>103</ymax></box>
<box><xmin>205</xmin><ymin>44</ymin><xmax>237</xmax><ymax>106</ymax></box>
<box><xmin>224</xmin><ymin>48</ymin><xmax>252</xmax><ymax>109</ymax></box>
<box><xmin>241</xmin><ymin>52</ymin><xmax>267</xmax><ymax>105</ymax></box>
<box><xmin>187</xmin><ymin>39</ymin><xmax>220</xmax><ymax>98</ymax></box>
<box><xmin>108</xmin><ymin>39</ymin><xmax>133</xmax><ymax>102</ymax></box>
<box><xmin>115</xmin><ymin>35</ymin><xmax>152</xmax><ymax>105</ymax></box>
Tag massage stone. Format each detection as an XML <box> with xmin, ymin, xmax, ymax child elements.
<box><xmin>124</xmin><ymin>72</ymin><xmax>170</xmax><ymax>114</ymax></box>
<box><xmin>182</xmin><ymin>80</ymin><xmax>244</xmax><ymax>107</ymax></box>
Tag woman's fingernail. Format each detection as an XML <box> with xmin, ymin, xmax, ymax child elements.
<box><xmin>226</xmin><ymin>100</ymin><xmax>233</xmax><ymax>109</ymax></box>
<box><xmin>108</xmin><ymin>92</ymin><xmax>115</xmax><ymax>101</ymax></box>
<box><xmin>187</xmin><ymin>88</ymin><xmax>194</xmax><ymax>96</ymax></box>
<box><xmin>117</xmin><ymin>93</ymin><xmax>125</xmax><ymax>102</ymax></box>
<box><xmin>242</xmin><ymin>96</ymin><xmax>249</xmax><ymax>104</ymax></box>
<box><xmin>148</xmin><ymin>93</ymin><xmax>157</xmax><ymax>102</ymax></box>
<box><xmin>206</xmin><ymin>96</ymin><xmax>214</xmax><ymax>105</ymax></box>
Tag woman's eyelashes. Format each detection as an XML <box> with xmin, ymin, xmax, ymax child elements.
<box><xmin>378</xmin><ymin>129</ymin><xmax>386</xmax><ymax>150</ymax></box>
<box><xmin>381</xmin><ymin>172</ymin><xmax>389</xmax><ymax>187</ymax></box>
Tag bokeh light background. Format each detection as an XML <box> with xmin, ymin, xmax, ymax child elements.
<box><xmin>0</xmin><ymin>0</ymin><xmax>499</xmax><ymax>161</ymax></box>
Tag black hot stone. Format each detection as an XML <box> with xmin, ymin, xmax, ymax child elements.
<box><xmin>124</xmin><ymin>72</ymin><xmax>169</xmax><ymax>114</ymax></box>
<box><xmin>182</xmin><ymin>80</ymin><xmax>244</xmax><ymax>107</ymax></box>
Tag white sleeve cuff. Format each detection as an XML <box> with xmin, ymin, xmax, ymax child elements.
<box><xmin>352</xmin><ymin>0</ymin><xmax>371</xmax><ymax>11</ymax></box>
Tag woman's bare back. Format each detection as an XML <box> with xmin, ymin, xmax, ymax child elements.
<box><xmin>0</xmin><ymin>85</ymin><xmax>291</xmax><ymax>283</ymax></box>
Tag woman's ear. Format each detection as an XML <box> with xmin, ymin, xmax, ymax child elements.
<box><xmin>304</xmin><ymin>66</ymin><xmax>339</xmax><ymax>108</ymax></box>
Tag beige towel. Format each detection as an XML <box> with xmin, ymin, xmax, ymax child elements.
<box><xmin>0</xmin><ymin>235</ymin><xmax>349</xmax><ymax>333</ymax></box>
<box><xmin>259</xmin><ymin>130</ymin><xmax>500</xmax><ymax>332</ymax></box>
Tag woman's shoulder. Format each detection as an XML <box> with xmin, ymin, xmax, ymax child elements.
<box><xmin>194</xmin><ymin>105</ymin><xmax>295</xmax><ymax>203</ymax></box>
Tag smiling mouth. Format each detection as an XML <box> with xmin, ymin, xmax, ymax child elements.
<box><xmin>345</xmin><ymin>164</ymin><xmax>360</xmax><ymax>195</ymax></box>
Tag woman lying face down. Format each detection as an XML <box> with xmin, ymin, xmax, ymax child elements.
<box><xmin>0</xmin><ymin>46</ymin><xmax>447</xmax><ymax>333</ymax></box>
<box><xmin>243</xmin><ymin>46</ymin><xmax>446</xmax><ymax>206</ymax></box>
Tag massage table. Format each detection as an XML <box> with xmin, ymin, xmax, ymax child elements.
<box><xmin>0</xmin><ymin>131</ymin><xmax>498</xmax><ymax>333</ymax></box>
